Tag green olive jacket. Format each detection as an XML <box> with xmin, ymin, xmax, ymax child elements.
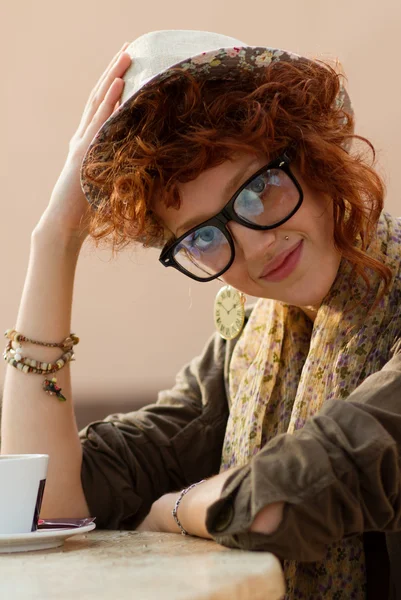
<box><xmin>80</xmin><ymin>308</ymin><xmax>401</xmax><ymax>600</ymax></box>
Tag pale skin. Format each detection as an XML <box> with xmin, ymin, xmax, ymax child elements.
<box><xmin>1</xmin><ymin>43</ymin><xmax>341</xmax><ymax>537</ymax></box>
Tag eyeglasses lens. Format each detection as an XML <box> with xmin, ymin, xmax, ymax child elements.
<box><xmin>173</xmin><ymin>168</ymin><xmax>299</xmax><ymax>279</ymax></box>
<box><xmin>173</xmin><ymin>226</ymin><xmax>232</xmax><ymax>279</ymax></box>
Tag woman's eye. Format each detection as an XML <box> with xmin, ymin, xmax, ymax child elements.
<box><xmin>187</xmin><ymin>227</ymin><xmax>223</xmax><ymax>252</ymax></box>
<box><xmin>197</xmin><ymin>228</ymin><xmax>214</xmax><ymax>245</ymax></box>
<box><xmin>249</xmin><ymin>176</ymin><xmax>266</xmax><ymax>194</ymax></box>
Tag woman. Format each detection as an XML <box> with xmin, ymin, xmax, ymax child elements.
<box><xmin>2</xmin><ymin>30</ymin><xmax>401</xmax><ymax>599</ymax></box>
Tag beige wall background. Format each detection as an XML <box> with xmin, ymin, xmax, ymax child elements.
<box><xmin>1</xmin><ymin>0</ymin><xmax>400</xmax><ymax>416</ymax></box>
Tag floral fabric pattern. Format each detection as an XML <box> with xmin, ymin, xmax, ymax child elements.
<box><xmin>222</xmin><ymin>212</ymin><xmax>401</xmax><ymax>598</ymax></box>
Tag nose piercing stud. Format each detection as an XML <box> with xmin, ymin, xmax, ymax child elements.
<box><xmin>285</xmin><ymin>236</ymin><xmax>289</xmax><ymax>240</ymax></box>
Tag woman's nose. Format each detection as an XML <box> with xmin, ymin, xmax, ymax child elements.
<box><xmin>228</xmin><ymin>221</ymin><xmax>277</xmax><ymax>262</ymax></box>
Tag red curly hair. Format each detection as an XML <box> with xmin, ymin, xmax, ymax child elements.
<box><xmin>81</xmin><ymin>58</ymin><xmax>392</xmax><ymax>297</ymax></box>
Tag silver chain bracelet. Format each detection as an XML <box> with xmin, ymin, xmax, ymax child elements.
<box><xmin>172</xmin><ymin>479</ymin><xmax>206</xmax><ymax>535</ymax></box>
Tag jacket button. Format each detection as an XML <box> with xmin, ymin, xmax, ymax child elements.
<box><xmin>213</xmin><ymin>503</ymin><xmax>234</xmax><ymax>532</ymax></box>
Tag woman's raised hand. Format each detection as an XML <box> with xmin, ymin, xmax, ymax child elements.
<box><xmin>35</xmin><ymin>42</ymin><xmax>132</xmax><ymax>243</ymax></box>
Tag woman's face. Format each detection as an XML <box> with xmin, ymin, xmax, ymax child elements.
<box><xmin>153</xmin><ymin>151</ymin><xmax>342</xmax><ymax>314</ymax></box>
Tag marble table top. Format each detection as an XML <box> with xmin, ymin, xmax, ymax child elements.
<box><xmin>0</xmin><ymin>529</ymin><xmax>285</xmax><ymax>599</ymax></box>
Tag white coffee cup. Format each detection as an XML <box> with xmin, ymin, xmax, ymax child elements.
<box><xmin>0</xmin><ymin>454</ymin><xmax>49</xmax><ymax>534</ymax></box>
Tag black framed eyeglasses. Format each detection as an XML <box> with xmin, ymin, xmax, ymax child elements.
<box><xmin>159</xmin><ymin>152</ymin><xmax>303</xmax><ymax>282</ymax></box>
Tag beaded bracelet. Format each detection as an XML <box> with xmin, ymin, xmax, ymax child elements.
<box><xmin>3</xmin><ymin>328</ymin><xmax>79</xmax><ymax>402</ymax></box>
<box><xmin>172</xmin><ymin>480</ymin><xmax>206</xmax><ymax>535</ymax></box>
<box><xmin>3</xmin><ymin>343</ymin><xmax>75</xmax><ymax>375</ymax></box>
<box><xmin>3</xmin><ymin>344</ymin><xmax>75</xmax><ymax>402</ymax></box>
<box><xmin>4</xmin><ymin>329</ymin><xmax>79</xmax><ymax>350</ymax></box>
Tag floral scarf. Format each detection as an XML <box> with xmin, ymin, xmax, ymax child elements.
<box><xmin>221</xmin><ymin>212</ymin><xmax>401</xmax><ymax>599</ymax></box>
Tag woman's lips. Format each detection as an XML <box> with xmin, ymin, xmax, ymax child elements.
<box><xmin>260</xmin><ymin>240</ymin><xmax>303</xmax><ymax>282</ymax></box>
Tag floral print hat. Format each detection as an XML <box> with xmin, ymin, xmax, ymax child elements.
<box><xmin>80</xmin><ymin>29</ymin><xmax>352</xmax><ymax>208</ymax></box>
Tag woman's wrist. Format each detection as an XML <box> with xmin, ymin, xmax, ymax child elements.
<box><xmin>151</xmin><ymin>493</ymin><xmax>181</xmax><ymax>533</ymax></box>
<box><xmin>146</xmin><ymin>488</ymin><xmax>209</xmax><ymax>536</ymax></box>
<box><xmin>174</xmin><ymin>472</ymin><xmax>234</xmax><ymax>538</ymax></box>
<box><xmin>177</xmin><ymin>480</ymin><xmax>285</xmax><ymax>538</ymax></box>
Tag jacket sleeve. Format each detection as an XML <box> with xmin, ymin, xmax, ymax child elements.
<box><xmin>79</xmin><ymin>329</ymin><xmax>230</xmax><ymax>530</ymax></box>
<box><xmin>206</xmin><ymin>339</ymin><xmax>401</xmax><ymax>561</ymax></box>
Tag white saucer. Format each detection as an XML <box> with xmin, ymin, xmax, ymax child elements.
<box><xmin>0</xmin><ymin>523</ymin><xmax>96</xmax><ymax>553</ymax></box>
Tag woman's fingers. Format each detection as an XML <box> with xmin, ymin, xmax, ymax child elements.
<box><xmin>41</xmin><ymin>42</ymin><xmax>133</xmax><ymax>238</ymax></box>
<box><xmin>89</xmin><ymin>52</ymin><xmax>131</xmax><ymax>115</ymax></box>
<box><xmin>75</xmin><ymin>50</ymin><xmax>132</xmax><ymax>141</ymax></box>
<box><xmin>79</xmin><ymin>77</ymin><xmax>126</xmax><ymax>148</ymax></box>
<box><xmin>85</xmin><ymin>42</ymin><xmax>130</xmax><ymax>109</ymax></box>
<box><xmin>94</xmin><ymin>77</ymin><xmax>126</xmax><ymax>125</ymax></box>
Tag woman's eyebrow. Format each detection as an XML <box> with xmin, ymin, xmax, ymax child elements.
<box><xmin>176</xmin><ymin>158</ymin><xmax>262</xmax><ymax>236</ymax></box>
<box><xmin>224</xmin><ymin>157</ymin><xmax>262</xmax><ymax>198</ymax></box>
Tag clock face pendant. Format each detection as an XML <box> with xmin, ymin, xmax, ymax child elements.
<box><xmin>214</xmin><ymin>285</ymin><xmax>245</xmax><ymax>341</ymax></box>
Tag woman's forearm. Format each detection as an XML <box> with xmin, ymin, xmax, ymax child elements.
<box><xmin>1</xmin><ymin>227</ymin><xmax>90</xmax><ymax>518</ymax></box>
<box><xmin>178</xmin><ymin>469</ymin><xmax>284</xmax><ymax>537</ymax></box>
<box><xmin>139</xmin><ymin>468</ymin><xmax>284</xmax><ymax>537</ymax></box>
